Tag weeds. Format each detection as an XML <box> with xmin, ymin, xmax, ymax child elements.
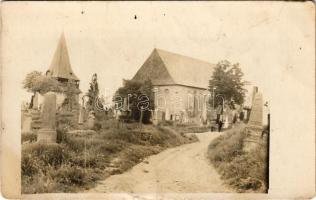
<box><xmin>208</xmin><ymin>125</ymin><xmax>268</xmax><ymax>192</ymax></box>
<box><xmin>22</xmin><ymin>119</ymin><xmax>197</xmax><ymax>193</ymax></box>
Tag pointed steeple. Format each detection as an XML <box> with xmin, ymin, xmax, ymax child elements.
<box><xmin>48</xmin><ymin>33</ymin><xmax>79</xmax><ymax>81</ymax></box>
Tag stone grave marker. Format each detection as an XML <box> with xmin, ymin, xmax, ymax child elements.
<box><xmin>248</xmin><ymin>92</ymin><xmax>263</xmax><ymax>128</ymax></box>
<box><xmin>37</xmin><ymin>92</ymin><xmax>57</xmax><ymax>143</ymax></box>
<box><xmin>243</xmin><ymin>92</ymin><xmax>264</xmax><ymax>152</ymax></box>
<box><xmin>22</xmin><ymin>111</ymin><xmax>32</xmax><ymax>134</ymax></box>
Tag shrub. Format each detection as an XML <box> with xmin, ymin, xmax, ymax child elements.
<box><xmin>97</xmin><ymin>140</ymin><xmax>126</xmax><ymax>154</ymax></box>
<box><xmin>21</xmin><ymin>133</ymin><xmax>37</xmax><ymax>143</ymax></box>
<box><xmin>54</xmin><ymin>165</ymin><xmax>87</xmax><ymax>186</ymax></box>
<box><xmin>92</xmin><ymin>121</ymin><xmax>102</xmax><ymax>131</ymax></box>
<box><xmin>22</xmin><ymin>153</ymin><xmax>43</xmax><ymax>177</ymax></box>
<box><xmin>22</xmin><ymin>143</ymin><xmax>69</xmax><ymax>168</ymax></box>
<box><xmin>208</xmin><ymin>129</ymin><xmax>245</xmax><ymax>166</ymax></box>
<box><xmin>69</xmin><ymin>152</ymin><xmax>110</xmax><ymax>169</ymax></box>
<box><xmin>22</xmin><ymin>169</ymin><xmax>60</xmax><ymax>194</ymax></box>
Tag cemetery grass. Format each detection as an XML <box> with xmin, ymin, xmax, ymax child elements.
<box><xmin>207</xmin><ymin>124</ymin><xmax>268</xmax><ymax>193</ymax></box>
<box><xmin>158</xmin><ymin>120</ymin><xmax>213</xmax><ymax>134</ymax></box>
<box><xmin>21</xmin><ymin>119</ymin><xmax>198</xmax><ymax>193</ymax></box>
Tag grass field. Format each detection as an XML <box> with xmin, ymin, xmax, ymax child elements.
<box><xmin>21</xmin><ymin>119</ymin><xmax>198</xmax><ymax>193</ymax></box>
<box><xmin>208</xmin><ymin>124</ymin><xmax>268</xmax><ymax>193</ymax></box>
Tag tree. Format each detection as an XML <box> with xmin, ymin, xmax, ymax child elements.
<box><xmin>23</xmin><ymin>71</ymin><xmax>42</xmax><ymax>94</ymax></box>
<box><xmin>209</xmin><ymin>60</ymin><xmax>246</xmax><ymax>106</ymax></box>
<box><xmin>63</xmin><ymin>79</ymin><xmax>79</xmax><ymax>111</ymax></box>
<box><xmin>115</xmin><ymin>79</ymin><xmax>154</xmax><ymax>123</ymax></box>
<box><xmin>23</xmin><ymin>70</ymin><xmax>62</xmax><ymax>95</ymax></box>
<box><xmin>86</xmin><ymin>73</ymin><xmax>99</xmax><ymax>112</ymax></box>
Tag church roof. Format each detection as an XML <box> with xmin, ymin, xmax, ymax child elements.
<box><xmin>48</xmin><ymin>33</ymin><xmax>79</xmax><ymax>81</ymax></box>
<box><xmin>132</xmin><ymin>48</ymin><xmax>215</xmax><ymax>89</ymax></box>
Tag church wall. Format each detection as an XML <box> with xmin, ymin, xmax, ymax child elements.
<box><xmin>153</xmin><ymin>85</ymin><xmax>210</xmax><ymax>122</ymax></box>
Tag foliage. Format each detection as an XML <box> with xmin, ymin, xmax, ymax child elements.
<box><xmin>86</xmin><ymin>73</ymin><xmax>99</xmax><ymax>112</ymax></box>
<box><xmin>115</xmin><ymin>79</ymin><xmax>154</xmax><ymax>123</ymax></box>
<box><xmin>62</xmin><ymin>79</ymin><xmax>80</xmax><ymax>111</ymax></box>
<box><xmin>209</xmin><ymin>60</ymin><xmax>247</xmax><ymax>106</ymax></box>
<box><xmin>23</xmin><ymin>71</ymin><xmax>42</xmax><ymax>93</ymax></box>
<box><xmin>21</xmin><ymin>133</ymin><xmax>37</xmax><ymax>143</ymax></box>
<box><xmin>208</xmin><ymin>125</ymin><xmax>268</xmax><ymax>192</ymax></box>
<box><xmin>23</xmin><ymin>71</ymin><xmax>62</xmax><ymax>94</ymax></box>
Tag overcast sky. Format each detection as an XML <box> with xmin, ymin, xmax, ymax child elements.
<box><xmin>2</xmin><ymin>1</ymin><xmax>314</xmax><ymax>104</ymax></box>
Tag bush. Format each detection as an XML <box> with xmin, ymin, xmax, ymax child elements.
<box><xmin>22</xmin><ymin>143</ymin><xmax>69</xmax><ymax>168</ymax></box>
<box><xmin>69</xmin><ymin>152</ymin><xmax>110</xmax><ymax>169</ymax></box>
<box><xmin>22</xmin><ymin>153</ymin><xmax>43</xmax><ymax>177</ymax></box>
<box><xmin>54</xmin><ymin>165</ymin><xmax>87</xmax><ymax>186</ymax></box>
<box><xmin>22</xmin><ymin>170</ymin><xmax>61</xmax><ymax>193</ymax></box>
<box><xmin>92</xmin><ymin>121</ymin><xmax>102</xmax><ymax>131</ymax></box>
<box><xmin>208</xmin><ymin>130</ymin><xmax>245</xmax><ymax>166</ymax></box>
<box><xmin>97</xmin><ymin>140</ymin><xmax>126</xmax><ymax>154</ymax></box>
<box><xmin>21</xmin><ymin>133</ymin><xmax>37</xmax><ymax>143</ymax></box>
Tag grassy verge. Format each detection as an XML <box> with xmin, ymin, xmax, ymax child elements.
<box><xmin>208</xmin><ymin>124</ymin><xmax>268</xmax><ymax>193</ymax></box>
<box><xmin>158</xmin><ymin>120</ymin><xmax>215</xmax><ymax>134</ymax></box>
<box><xmin>22</xmin><ymin>119</ymin><xmax>198</xmax><ymax>193</ymax></box>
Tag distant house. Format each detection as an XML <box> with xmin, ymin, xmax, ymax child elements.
<box><xmin>132</xmin><ymin>48</ymin><xmax>215</xmax><ymax>123</ymax></box>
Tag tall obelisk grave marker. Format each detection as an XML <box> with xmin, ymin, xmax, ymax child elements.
<box><xmin>37</xmin><ymin>92</ymin><xmax>57</xmax><ymax>143</ymax></box>
<box><xmin>248</xmin><ymin>92</ymin><xmax>263</xmax><ymax>128</ymax></box>
<box><xmin>243</xmin><ymin>91</ymin><xmax>264</xmax><ymax>152</ymax></box>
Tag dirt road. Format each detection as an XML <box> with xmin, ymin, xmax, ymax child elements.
<box><xmin>88</xmin><ymin>132</ymin><xmax>233</xmax><ymax>193</ymax></box>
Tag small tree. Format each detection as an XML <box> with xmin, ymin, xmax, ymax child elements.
<box><xmin>86</xmin><ymin>73</ymin><xmax>99</xmax><ymax>112</ymax></box>
<box><xmin>63</xmin><ymin>79</ymin><xmax>79</xmax><ymax>111</ymax></box>
<box><xmin>23</xmin><ymin>70</ymin><xmax>62</xmax><ymax>95</ymax></box>
<box><xmin>23</xmin><ymin>71</ymin><xmax>62</xmax><ymax>108</ymax></box>
<box><xmin>115</xmin><ymin>79</ymin><xmax>154</xmax><ymax>123</ymax></box>
<box><xmin>209</xmin><ymin>60</ymin><xmax>246</xmax><ymax>106</ymax></box>
<box><xmin>23</xmin><ymin>71</ymin><xmax>42</xmax><ymax>95</ymax></box>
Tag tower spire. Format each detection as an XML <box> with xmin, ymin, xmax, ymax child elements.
<box><xmin>48</xmin><ymin>33</ymin><xmax>79</xmax><ymax>81</ymax></box>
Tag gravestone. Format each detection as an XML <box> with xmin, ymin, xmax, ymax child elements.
<box><xmin>22</xmin><ymin>111</ymin><xmax>32</xmax><ymax>134</ymax></box>
<box><xmin>86</xmin><ymin>111</ymin><xmax>95</xmax><ymax>129</ymax></box>
<box><xmin>78</xmin><ymin>106</ymin><xmax>86</xmax><ymax>124</ymax></box>
<box><xmin>32</xmin><ymin>93</ymin><xmax>38</xmax><ymax>109</ymax></box>
<box><xmin>37</xmin><ymin>92</ymin><xmax>57</xmax><ymax>143</ymax></box>
<box><xmin>223</xmin><ymin>115</ymin><xmax>229</xmax><ymax>129</ymax></box>
<box><xmin>248</xmin><ymin>92</ymin><xmax>263</xmax><ymax>128</ymax></box>
<box><xmin>165</xmin><ymin>108</ymin><xmax>170</xmax><ymax>120</ymax></box>
<box><xmin>243</xmin><ymin>92</ymin><xmax>264</xmax><ymax>152</ymax></box>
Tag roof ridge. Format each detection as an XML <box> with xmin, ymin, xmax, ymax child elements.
<box><xmin>154</xmin><ymin>48</ymin><xmax>214</xmax><ymax>66</ymax></box>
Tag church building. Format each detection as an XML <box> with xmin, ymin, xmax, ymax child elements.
<box><xmin>132</xmin><ymin>48</ymin><xmax>215</xmax><ymax>123</ymax></box>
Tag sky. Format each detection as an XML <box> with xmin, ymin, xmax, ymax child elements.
<box><xmin>2</xmin><ymin>1</ymin><xmax>314</xmax><ymax>105</ymax></box>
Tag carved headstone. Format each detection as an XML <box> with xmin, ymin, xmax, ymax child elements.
<box><xmin>37</xmin><ymin>92</ymin><xmax>57</xmax><ymax>143</ymax></box>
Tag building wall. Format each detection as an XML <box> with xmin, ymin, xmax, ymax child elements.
<box><xmin>153</xmin><ymin>85</ymin><xmax>210</xmax><ymax>122</ymax></box>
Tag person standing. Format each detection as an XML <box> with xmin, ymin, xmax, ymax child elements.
<box><xmin>218</xmin><ymin>114</ymin><xmax>223</xmax><ymax>132</ymax></box>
